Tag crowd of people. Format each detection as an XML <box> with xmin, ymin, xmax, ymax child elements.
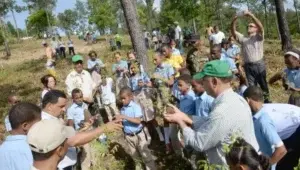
<box><xmin>1</xmin><ymin>10</ymin><xmax>300</xmax><ymax>170</ymax></box>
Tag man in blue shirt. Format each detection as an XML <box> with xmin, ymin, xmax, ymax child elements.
<box><xmin>191</xmin><ymin>79</ymin><xmax>214</xmax><ymax>117</ymax></box>
<box><xmin>116</xmin><ymin>88</ymin><xmax>156</xmax><ymax>170</ymax></box>
<box><xmin>243</xmin><ymin>86</ymin><xmax>287</xmax><ymax>169</ymax></box>
<box><xmin>0</xmin><ymin>102</ymin><xmax>41</xmax><ymax>170</ymax></box>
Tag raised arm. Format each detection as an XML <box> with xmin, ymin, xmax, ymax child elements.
<box><xmin>231</xmin><ymin>16</ymin><xmax>239</xmax><ymax>40</ymax></box>
<box><xmin>245</xmin><ymin>11</ymin><xmax>264</xmax><ymax>36</ymax></box>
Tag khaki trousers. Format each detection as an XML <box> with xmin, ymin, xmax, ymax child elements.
<box><xmin>124</xmin><ymin>131</ymin><xmax>157</xmax><ymax>170</ymax></box>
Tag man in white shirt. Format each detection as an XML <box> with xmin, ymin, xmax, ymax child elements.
<box><xmin>209</xmin><ymin>26</ymin><xmax>225</xmax><ymax>45</ymax></box>
<box><xmin>66</xmin><ymin>55</ymin><xmax>96</xmax><ymax>103</ymax></box>
<box><xmin>41</xmin><ymin>90</ymin><xmax>123</xmax><ymax>170</ymax></box>
<box><xmin>174</xmin><ymin>21</ymin><xmax>182</xmax><ymax>52</ymax></box>
<box><xmin>262</xmin><ymin>103</ymin><xmax>300</xmax><ymax>170</ymax></box>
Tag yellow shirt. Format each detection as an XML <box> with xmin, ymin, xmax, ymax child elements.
<box><xmin>163</xmin><ymin>54</ymin><xmax>183</xmax><ymax>77</ymax></box>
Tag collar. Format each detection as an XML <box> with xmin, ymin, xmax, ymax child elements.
<box><xmin>42</xmin><ymin>111</ymin><xmax>58</xmax><ymax>120</ymax></box>
<box><xmin>212</xmin><ymin>88</ymin><xmax>233</xmax><ymax>106</ymax></box>
<box><xmin>124</xmin><ymin>101</ymin><xmax>134</xmax><ymax>107</ymax></box>
<box><xmin>200</xmin><ymin>91</ymin><xmax>209</xmax><ymax>100</ymax></box>
<box><xmin>182</xmin><ymin>90</ymin><xmax>194</xmax><ymax>99</ymax></box>
<box><xmin>253</xmin><ymin>108</ymin><xmax>264</xmax><ymax>120</ymax></box>
<box><xmin>6</xmin><ymin>135</ymin><xmax>27</xmax><ymax>141</ymax></box>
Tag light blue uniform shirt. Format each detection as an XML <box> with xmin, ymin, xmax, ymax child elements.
<box><xmin>121</xmin><ymin>101</ymin><xmax>143</xmax><ymax>134</ymax></box>
<box><xmin>67</xmin><ymin>103</ymin><xmax>88</xmax><ymax>130</ymax></box>
<box><xmin>226</xmin><ymin>44</ymin><xmax>240</xmax><ymax>59</ymax></box>
<box><xmin>253</xmin><ymin>109</ymin><xmax>283</xmax><ymax>170</ymax></box>
<box><xmin>112</xmin><ymin>60</ymin><xmax>128</xmax><ymax>77</ymax></box>
<box><xmin>195</xmin><ymin>92</ymin><xmax>214</xmax><ymax>117</ymax></box>
<box><xmin>220</xmin><ymin>53</ymin><xmax>237</xmax><ymax>72</ymax></box>
<box><xmin>130</xmin><ymin>72</ymin><xmax>150</xmax><ymax>92</ymax></box>
<box><xmin>154</xmin><ymin>63</ymin><xmax>175</xmax><ymax>84</ymax></box>
<box><xmin>172</xmin><ymin>80</ymin><xmax>182</xmax><ymax>100</ymax></box>
<box><xmin>0</xmin><ymin>135</ymin><xmax>33</xmax><ymax>170</ymax></box>
<box><xmin>180</xmin><ymin>90</ymin><xmax>196</xmax><ymax>115</ymax></box>
<box><xmin>87</xmin><ymin>58</ymin><xmax>104</xmax><ymax>70</ymax></box>
<box><xmin>284</xmin><ymin>68</ymin><xmax>300</xmax><ymax>88</ymax></box>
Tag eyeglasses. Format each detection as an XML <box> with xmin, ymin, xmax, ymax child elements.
<box><xmin>248</xmin><ymin>25</ymin><xmax>257</xmax><ymax>28</ymax></box>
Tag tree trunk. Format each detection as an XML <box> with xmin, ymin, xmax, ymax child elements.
<box><xmin>0</xmin><ymin>19</ymin><xmax>11</xmax><ymax>58</ymax></box>
<box><xmin>263</xmin><ymin>0</ymin><xmax>269</xmax><ymax>38</ymax></box>
<box><xmin>120</xmin><ymin>0</ymin><xmax>149</xmax><ymax>71</ymax></box>
<box><xmin>294</xmin><ymin>0</ymin><xmax>300</xmax><ymax>33</ymax></box>
<box><xmin>10</xmin><ymin>8</ymin><xmax>20</xmax><ymax>41</ymax></box>
<box><xmin>274</xmin><ymin>0</ymin><xmax>293</xmax><ymax>51</ymax></box>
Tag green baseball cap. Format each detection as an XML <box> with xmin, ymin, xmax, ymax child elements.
<box><xmin>193</xmin><ymin>60</ymin><xmax>232</xmax><ymax>80</ymax></box>
<box><xmin>72</xmin><ymin>55</ymin><xmax>83</xmax><ymax>63</ymax></box>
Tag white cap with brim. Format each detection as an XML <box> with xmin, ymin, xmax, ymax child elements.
<box><xmin>285</xmin><ymin>51</ymin><xmax>299</xmax><ymax>59</ymax></box>
<box><xmin>27</xmin><ymin>119</ymin><xmax>75</xmax><ymax>154</ymax></box>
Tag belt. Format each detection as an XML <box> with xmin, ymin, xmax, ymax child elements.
<box><xmin>245</xmin><ymin>59</ymin><xmax>264</xmax><ymax>65</ymax></box>
<box><xmin>125</xmin><ymin>128</ymin><xmax>143</xmax><ymax>136</ymax></box>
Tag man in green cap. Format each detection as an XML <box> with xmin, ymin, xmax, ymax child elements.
<box><xmin>65</xmin><ymin>55</ymin><xmax>96</xmax><ymax>103</ymax></box>
<box><xmin>164</xmin><ymin>60</ymin><xmax>259</xmax><ymax>166</ymax></box>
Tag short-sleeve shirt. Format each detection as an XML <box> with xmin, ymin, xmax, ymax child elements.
<box><xmin>179</xmin><ymin>90</ymin><xmax>196</xmax><ymax>115</ymax></box>
<box><xmin>220</xmin><ymin>53</ymin><xmax>237</xmax><ymax>72</ymax></box>
<box><xmin>235</xmin><ymin>31</ymin><xmax>264</xmax><ymax>63</ymax></box>
<box><xmin>87</xmin><ymin>59</ymin><xmax>104</xmax><ymax>70</ymax></box>
<box><xmin>100</xmin><ymin>78</ymin><xmax>116</xmax><ymax>105</ymax></box>
<box><xmin>253</xmin><ymin>109</ymin><xmax>283</xmax><ymax>157</ymax></box>
<box><xmin>209</xmin><ymin>31</ymin><xmax>225</xmax><ymax>45</ymax></box>
<box><xmin>263</xmin><ymin>103</ymin><xmax>300</xmax><ymax>140</ymax></box>
<box><xmin>67</xmin><ymin>103</ymin><xmax>88</xmax><ymax>130</ymax></box>
<box><xmin>154</xmin><ymin>63</ymin><xmax>175</xmax><ymax>84</ymax></box>
<box><xmin>0</xmin><ymin>135</ymin><xmax>33</xmax><ymax>170</ymax></box>
<box><xmin>130</xmin><ymin>73</ymin><xmax>150</xmax><ymax>92</ymax></box>
<box><xmin>226</xmin><ymin>44</ymin><xmax>241</xmax><ymax>59</ymax></box>
<box><xmin>195</xmin><ymin>92</ymin><xmax>214</xmax><ymax>117</ymax></box>
<box><xmin>172</xmin><ymin>80</ymin><xmax>182</xmax><ymax>101</ymax></box>
<box><xmin>284</xmin><ymin>68</ymin><xmax>300</xmax><ymax>88</ymax></box>
<box><xmin>120</xmin><ymin>101</ymin><xmax>143</xmax><ymax>134</ymax></box>
<box><xmin>112</xmin><ymin>60</ymin><xmax>128</xmax><ymax>77</ymax></box>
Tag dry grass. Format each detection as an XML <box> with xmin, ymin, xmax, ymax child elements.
<box><xmin>0</xmin><ymin>36</ymin><xmax>294</xmax><ymax>169</ymax></box>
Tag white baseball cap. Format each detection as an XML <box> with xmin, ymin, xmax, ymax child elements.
<box><xmin>285</xmin><ymin>51</ymin><xmax>299</xmax><ymax>59</ymax></box>
<box><xmin>27</xmin><ymin>119</ymin><xmax>75</xmax><ymax>153</ymax></box>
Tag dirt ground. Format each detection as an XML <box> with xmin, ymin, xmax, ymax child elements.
<box><xmin>0</xmin><ymin>36</ymin><xmax>293</xmax><ymax>169</ymax></box>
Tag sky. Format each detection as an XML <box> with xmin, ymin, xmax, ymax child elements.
<box><xmin>5</xmin><ymin>0</ymin><xmax>161</xmax><ymax>29</ymax></box>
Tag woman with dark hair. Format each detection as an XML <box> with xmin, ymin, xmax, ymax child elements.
<box><xmin>40</xmin><ymin>74</ymin><xmax>56</xmax><ymax>100</ymax></box>
<box><xmin>226</xmin><ymin>138</ymin><xmax>271</xmax><ymax>170</ymax></box>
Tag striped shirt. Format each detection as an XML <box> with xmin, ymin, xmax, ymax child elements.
<box><xmin>183</xmin><ymin>88</ymin><xmax>259</xmax><ymax>165</ymax></box>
